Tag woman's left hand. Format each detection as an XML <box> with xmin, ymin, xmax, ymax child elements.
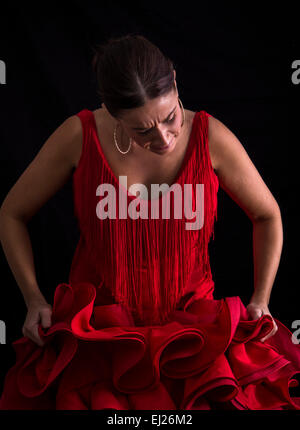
<box><xmin>246</xmin><ymin>302</ymin><xmax>278</xmax><ymax>342</ymax></box>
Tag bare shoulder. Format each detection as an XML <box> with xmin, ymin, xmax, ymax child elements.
<box><xmin>207</xmin><ymin>114</ymin><xmax>240</xmax><ymax>172</ymax></box>
<box><xmin>62</xmin><ymin>114</ymin><xmax>83</xmax><ymax>170</ymax></box>
<box><xmin>37</xmin><ymin>113</ymin><xmax>84</xmax><ymax>171</ymax></box>
<box><xmin>206</xmin><ymin>114</ymin><xmax>280</xmax><ymax>220</ymax></box>
<box><xmin>207</xmin><ymin>114</ymin><xmax>260</xmax><ymax>174</ymax></box>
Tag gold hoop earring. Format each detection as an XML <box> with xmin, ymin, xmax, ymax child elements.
<box><xmin>113</xmin><ymin>122</ymin><xmax>132</xmax><ymax>155</ymax></box>
<box><xmin>178</xmin><ymin>97</ymin><xmax>185</xmax><ymax>127</ymax></box>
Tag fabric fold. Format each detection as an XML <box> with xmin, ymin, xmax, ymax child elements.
<box><xmin>1</xmin><ymin>281</ymin><xmax>299</xmax><ymax>410</ymax></box>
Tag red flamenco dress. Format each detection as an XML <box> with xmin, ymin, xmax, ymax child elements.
<box><xmin>1</xmin><ymin>109</ymin><xmax>300</xmax><ymax>410</ymax></box>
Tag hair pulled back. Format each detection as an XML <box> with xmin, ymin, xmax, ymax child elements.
<box><xmin>92</xmin><ymin>34</ymin><xmax>176</xmax><ymax>118</ymax></box>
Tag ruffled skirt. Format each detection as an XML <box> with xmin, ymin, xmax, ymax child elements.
<box><xmin>0</xmin><ymin>281</ymin><xmax>300</xmax><ymax>410</ymax></box>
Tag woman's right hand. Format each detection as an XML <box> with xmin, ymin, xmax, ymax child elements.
<box><xmin>22</xmin><ymin>296</ymin><xmax>52</xmax><ymax>347</ymax></box>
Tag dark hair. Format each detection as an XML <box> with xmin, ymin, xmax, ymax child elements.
<box><xmin>91</xmin><ymin>34</ymin><xmax>176</xmax><ymax>118</ymax></box>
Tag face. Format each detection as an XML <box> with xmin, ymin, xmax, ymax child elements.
<box><xmin>111</xmin><ymin>82</ymin><xmax>183</xmax><ymax>155</ymax></box>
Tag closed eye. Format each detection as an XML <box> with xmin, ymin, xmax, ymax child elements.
<box><xmin>138</xmin><ymin>114</ymin><xmax>176</xmax><ymax>135</ymax></box>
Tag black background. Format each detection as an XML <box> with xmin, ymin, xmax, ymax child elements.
<box><xmin>0</xmin><ymin>1</ymin><xmax>297</xmax><ymax>404</ymax></box>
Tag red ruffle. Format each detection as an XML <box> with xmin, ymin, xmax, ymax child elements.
<box><xmin>0</xmin><ymin>281</ymin><xmax>300</xmax><ymax>410</ymax></box>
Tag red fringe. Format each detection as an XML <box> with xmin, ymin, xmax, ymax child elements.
<box><xmin>71</xmin><ymin>110</ymin><xmax>219</xmax><ymax>325</ymax></box>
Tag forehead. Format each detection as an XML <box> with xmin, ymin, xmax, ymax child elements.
<box><xmin>120</xmin><ymin>93</ymin><xmax>177</xmax><ymax>129</ymax></box>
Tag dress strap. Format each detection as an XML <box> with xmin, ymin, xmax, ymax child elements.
<box><xmin>74</xmin><ymin>109</ymin><xmax>94</xmax><ymax>173</ymax></box>
<box><xmin>197</xmin><ymin>110</ymin><xmax>217</xmax><ymax>179</ymax></box>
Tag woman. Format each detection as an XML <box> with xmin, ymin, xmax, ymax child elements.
<box><xmin>0</xmin><ymin>34</ymin><xmax>299</xmax><ymax>410</ymax></box>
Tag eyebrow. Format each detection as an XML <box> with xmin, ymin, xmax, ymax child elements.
<box><xmin>132</xmin><ymin>106</ymin><xmax>177</xmax><ymax>131</ymax></box>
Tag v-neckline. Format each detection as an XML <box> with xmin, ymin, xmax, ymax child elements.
<box><xmin>90</xmin><ymin>109</ymin><xmax>199</xmax><ymax>202</ymax></box>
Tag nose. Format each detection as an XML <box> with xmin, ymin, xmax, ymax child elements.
<box><xmin>153</xmin><ymin>128</ymin><xmax>172</xmax><ymax>147</ymax></box>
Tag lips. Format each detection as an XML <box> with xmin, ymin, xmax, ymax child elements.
<box><xmin>153</xmin><ymin>145</ymin><xmax>169</xmax><ymax>150</ymax></box>
<box><xmin>152</xmin><ymin>138</ymin><xmax>174</xmax><ymax>151</ymax></box>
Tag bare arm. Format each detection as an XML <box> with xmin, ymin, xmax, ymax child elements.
<box><xmin>0</xmin><ymin>115</ymin><xmax>83</xmax><ymax>308</ymax></box>
<box><xmin>208</xmin><ymin>115</ymin><xmax>282</xmax><ymax>340</ymax></box>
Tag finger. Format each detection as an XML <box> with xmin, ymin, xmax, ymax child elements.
<box><xmin>24</xmin><ymin>309</ymin><xmax>40</xmax><ymax>326</ymax></box>
<box><xmin>260</xmin><ymin>334</ymin><xmax>272</xmax><ymax>342</ymax></box>
<box><xmin>32</xmin><ymin>323</ymin><xmax>45</xmax><ymax>346</ymax></box>
<box><xmin>252</xmin><ymin>312</ymin><xmax>262</xmax><ymax>320</ymax></box>
<box><xmin>260</xmin><ymin>324</ymin><xmax>278</xmax><ymax>343</ymax></box>
<box><xmin>249</xmin><ymin>310</ymin><xmax>262</xmax><ymax>320</ymax></box>
<box><xmin>27</xmin><ymin>325</ymin><xmax>45</xmax><ymax>347</ymax></box>
<box><xmin>23</xmin><ymin>330</ymin><xmax>44</xmax><ymax>347</ymax></box>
